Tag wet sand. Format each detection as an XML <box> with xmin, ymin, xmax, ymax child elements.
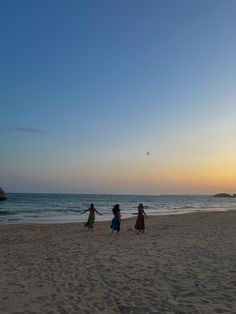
<box><xmin>0</xmin><ymin>211</ymin><xmax>236</xmax><ymax>314</ymax></box>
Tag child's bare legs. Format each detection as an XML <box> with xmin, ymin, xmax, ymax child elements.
<box><xmin>136</xmin><ymin>229</ymin><xmax>144</xmax><ymax>234</ymax></box>
<box><xmin>111</xmin><ymin>229</ymin><xmax>119</xmax><ymax>235</ymax></box>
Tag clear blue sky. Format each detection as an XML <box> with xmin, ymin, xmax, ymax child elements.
<box><xmin>1</xmin><ymin>0</ymin><xmax>235</xmax><ymax>194</ymax></box>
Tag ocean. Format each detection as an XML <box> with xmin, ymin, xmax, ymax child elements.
<box><xmin>0</xmin><ymin>193</ymin><xmax>235</xmax><ymax>224</ymax></box>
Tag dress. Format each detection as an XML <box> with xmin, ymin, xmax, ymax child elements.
<box><xmin>135</xmin><ymin>212</ymin><xmax>145</xmax><ymax>231</ymax></box>
<box><xmin>111</xmin><ymin>215</ymin><xmax>121</xmax><ymax>231</ymax></box>
<box><xmin>85</xmin><ymin>210</ymin><xmax>95</xmax><ymax>228</ymax></box>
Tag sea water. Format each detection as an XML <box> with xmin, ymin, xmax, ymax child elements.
<box><xmin>0</xmin><ymin>193</ymin><xmax>235</xmax><ymax>224</ymax></box>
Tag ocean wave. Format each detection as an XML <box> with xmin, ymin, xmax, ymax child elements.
<box><xmin>68</xmin><ymin>209</ymin><xmax>83</xmax><ymax>213</ymax></box>
<box><xmin>0</xmin><ymin>210</ymin><xmax>16</xmax><ymax>216</ymax></box>
<box><xmin>173</xmin><ymin>206</ymin><xmax>195</xmax><ymax>210</ymax></box>
<box><xmin>1</xmin><ymin>193</ymin><xmax>235</xmax><ymax>224</ymax></box>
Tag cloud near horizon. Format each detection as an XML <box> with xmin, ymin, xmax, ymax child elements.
<box><xmin>0</xmin><ymin>127</ymin><xmax>48</xmax><ymax>135</ymax></box>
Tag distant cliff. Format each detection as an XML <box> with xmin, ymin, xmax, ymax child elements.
<box><xmin>213</xmin><ymin>193</ymin><xmax>236</xmax><ymax>198</ymax></box>
<box><xmin>0</xmin><ymin>187</ymin><xmax>7</xmax><ymax>201</ymax></box>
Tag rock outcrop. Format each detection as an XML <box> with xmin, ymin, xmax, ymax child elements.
<box><xmin>213</xmin><ymin>193</ymin><xmax>235</xmax><ymax>197</ymax></box>
<box><xmin>0</xmin><ymin>187</ymin><xmax>7</xmax><ymax>201</ymax></box>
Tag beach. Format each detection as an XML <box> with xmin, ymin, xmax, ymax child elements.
<box><xmin>0</xmin><ymin>211</ymin><xmax>236</xmax><ymax>314</ymax></box>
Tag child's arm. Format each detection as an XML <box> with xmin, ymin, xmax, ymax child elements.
<box><xmin>143</xmin><ymin>210</ymin><xmax>148</xmax><ymax>218</ymax></box>
<box><xmin>80</xmin><ymin>209</ymin><xmax>89</xmax><ymax>214</ymax></box>
<box><xmin>132</xmin><ymin>213</ymin><xmax>138</xmax><ymax>215</ymax></box>
<box><xmin>95</xmin><ymin>209</ymin><xmax>103</xmax><ymax>215</ymax></box>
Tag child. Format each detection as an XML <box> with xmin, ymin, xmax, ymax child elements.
<box><xmin>133</xmin><ymin>203</ymin><xmax>148</xmax><ymax>233</ymax></box>
<box><xmin>81</xmin><ymin>203</ymin><xmax>102</xmax><ymax>229</ymax></box>
<box><xmin>111</xmin><ymin>204</ymin><xmax>121</xmax><ymax>235</ymax></box>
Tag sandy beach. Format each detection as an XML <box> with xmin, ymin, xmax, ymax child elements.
<box><xmin>0</xmin><ymin>211</ymin><xmax>236</xmax><ymax>314</ymax></box>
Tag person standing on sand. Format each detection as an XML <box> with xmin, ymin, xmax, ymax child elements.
<box><xmin>111</xmin><ymin>204</ymin><xmax>121</xmax><ymax>235</ymax></box>
<box><xmin>133</xmin><ymin>203</ymin><xmax>148</xmax><ymax>234</ymax></box>
<box><xmin>81</xmin><ymin>203</ymin><xmax>102</xmax><ymax>229</ymax></box>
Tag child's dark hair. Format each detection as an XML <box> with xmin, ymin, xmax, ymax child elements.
<box><xmin>112</xmin><ymin>204</ymin><xmax>120</xmax><ymax>214</ymax></box>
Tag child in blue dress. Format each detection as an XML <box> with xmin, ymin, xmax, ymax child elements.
<box><xmin>111</xmin><ymin>204</ymin><xmax>121</xmax><ymax>235</ymax></box>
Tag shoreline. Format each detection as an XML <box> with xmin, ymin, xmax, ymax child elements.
<box><xmin>1</xmin><ymin>210</ymin><xmax>236</xmax><ymax>313</ymax></box>
<box><xmin>0</xmin><ymin>207</ymin><xmax>233</xmax><ymax>226</ymax></box>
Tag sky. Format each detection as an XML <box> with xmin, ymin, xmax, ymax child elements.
<box><xmin>0</xmin><ymin>0</ymin><xmax>236</xmax><ymax>194</ymax></box>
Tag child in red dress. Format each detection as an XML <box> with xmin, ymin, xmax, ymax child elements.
<box><xmin>133</xmin><ymin>203</ymin><xmax>148</xmax><ymax>233</ymax></box>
